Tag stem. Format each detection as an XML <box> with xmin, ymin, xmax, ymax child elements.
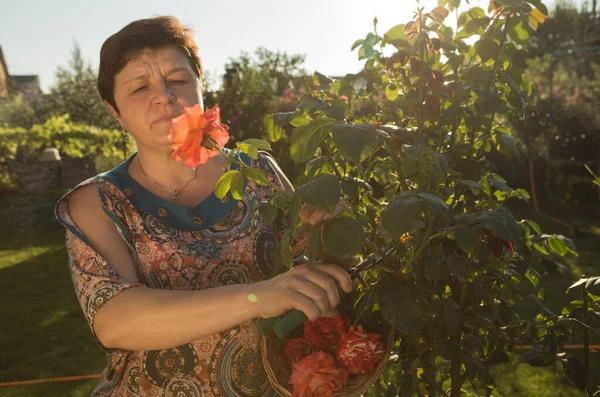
<box><xmin>386</xmin><ymin>140</ymin><xmax>410</xmax><ymax>191</ymax></box>
<box><xmin>450</xmin><ymin>280</ymin><xmax>464</xmax><ymax>397</ymax></box>
<box><xmin>218</xmin><ymin>148</ymin><xmax>286</xmax><ymax>196</ymax></box>
<box><xmin>417</xmin><ymin>7</ymin><xmax>426</xmax><ymax>140</ymax></box>
<box><xmin>582</xmin><ymin>286</ymin><xmax>590</xmax><ymax>393</ymax></box>
<box><xmin>411</xmin><ymin>213</ymin><xmax>436</xmax><ymax>265</ymax></box>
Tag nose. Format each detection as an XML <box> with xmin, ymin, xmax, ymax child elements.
<box><xmin>153</xmin><ymin>81</ymin><xmax>176</xmax><ymax>106</ymax></box>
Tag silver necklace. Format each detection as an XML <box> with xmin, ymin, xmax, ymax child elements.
<box><xmin>137</xmin><ymin>156</ymin><xmax>197</xmax><ymax>200</ymax></box>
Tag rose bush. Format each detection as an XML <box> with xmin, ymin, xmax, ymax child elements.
<box><xmin>210</xmin><ymin>0</ymin><xmax>594</xmax><ymax>395</ymax></box>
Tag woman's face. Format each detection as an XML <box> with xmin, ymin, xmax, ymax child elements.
<box><xmin>106</xmin><ymin>46</ymin><xmax>203</xmax><ymax>148</ymax></box>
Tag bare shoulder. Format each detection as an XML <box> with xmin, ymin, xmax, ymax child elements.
<box><xmin>68</xmin><ymin>183</ymin><xmax>108</xmax><ymax>229</ymax></box>
<box><xmin>67</xmin><ymin>182</ymin><xmax>139</xmax><ymax>283</ymax></box>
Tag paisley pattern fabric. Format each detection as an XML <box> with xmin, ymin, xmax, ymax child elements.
<box><xmin>54</xmin><ymin>151</ymin><xmax>287</xmax><ymax>396</ymax></box>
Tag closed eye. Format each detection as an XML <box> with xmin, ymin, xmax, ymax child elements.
<box><xmin>132</xmin><ymin>85</ymin><xmax>147</xmax><ymax>94</ymax></box>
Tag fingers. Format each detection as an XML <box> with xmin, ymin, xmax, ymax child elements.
<box><xmin>299</xmin><ymin>204</ymin><xmax>328</xmax><ymax>226</ymax></box>
<box><xmin>299</xmin><ymin>200</ymin><xmax>349</xmax><ymax>227</ymax></box>
<box><xmin>283</xmin><ymin>263</ymin><xmax>352</xmax><ymax>319</ymax></box>
<box><xmin>311</xmin><ymin>263</ymin><xmax>353</xmax><ymax>294</ymax></box>
<box><xmin>292</xmin><ymin>277</ymin><xmax>332</xmax><ymax>316</ymax></box>
<box><xmin>288</xmin><ymin>291</ymin><xmax>321</xmax><ymax>320</ymax></box>
<box><xmin>302</xmin><ymin>270</ymin><xmax>341</xmax><ymax>311</ymax></box>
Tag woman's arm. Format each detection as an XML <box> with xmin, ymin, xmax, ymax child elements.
<box><xmin>68</xmin><ymin>184</ymin><xmax>352</xmax><ymax>351</ymax></box>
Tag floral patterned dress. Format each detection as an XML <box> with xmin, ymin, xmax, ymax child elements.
<box><xmin>54</xmin><ymin>150</ymin><xmax>286</xmax><ymax>396</ymax></box>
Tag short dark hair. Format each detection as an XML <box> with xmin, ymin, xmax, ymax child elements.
<box><xmin>98</xmin><ymin>16</ymin><xmax>203</xmax><ymax>113</ymax></box>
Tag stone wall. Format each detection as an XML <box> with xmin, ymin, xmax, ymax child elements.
<box><xmin>12</xmin><ymin>155</ymin><xmax>97</xmax><ymax>193</ymax></box>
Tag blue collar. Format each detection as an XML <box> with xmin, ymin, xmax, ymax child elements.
<box><xmin>100</xmin><ymin>149</ymin><xmax>250</xmax><ymax>232</ymax></box>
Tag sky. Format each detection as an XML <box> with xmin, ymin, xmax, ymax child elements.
<box><xmin>0</xmin><ymin>0</ymin><xmax>577</xmax><ymax>93</ymax></box>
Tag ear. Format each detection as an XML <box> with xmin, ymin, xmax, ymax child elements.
<box><xmin>104</xmin><ymin>100</ymin><xmax>125</xmax><ymax>130</ymax></box>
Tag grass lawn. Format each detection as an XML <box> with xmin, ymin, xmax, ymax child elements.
<box><xmin>0</xmin><ymin>195</ymin><xmax>103</xmax><ymax>396</ymax></box>
<box><xmin>0</xmin><ymin>193</ymin><xmax>598</xmax><ymax>396</ymax></box>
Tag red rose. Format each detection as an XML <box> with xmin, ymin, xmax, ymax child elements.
<box><xmin>336</xmin><ymin>325</ymin><xmax>385</xmax><ymax>375</ymax></box>
<box><xmin>304</xmin><ymin>315</ymin><xmax>351</xmax><ymax>352</ymax></box>
<box><xmin>289</xmin><ymin>351</ymin><xmax>349</xmax><ymax>397</ymax></box>
<box><xmin>284</xmin><ymin>338</ymin><xmax>311</xmax><ymax>366</ymax></box>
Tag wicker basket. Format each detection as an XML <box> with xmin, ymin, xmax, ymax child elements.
<box><xmin>261</xmin><ymin>323</ymin><xmax>396</xmax><ymax>397</ymax></box>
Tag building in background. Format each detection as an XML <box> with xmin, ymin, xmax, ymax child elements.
<box><xmin>0</xmin><ymin>46</ymin><xmax>9</xmax><ymax>98</ymax></box>
<box><xmin>0</xmin><ymin>45</ymin><xmax>41</xmax><ymax>100</ymax></box>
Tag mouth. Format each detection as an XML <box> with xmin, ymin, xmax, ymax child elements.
<box><xmin>154</xmin><ymin>113</ymin><xmax>182</xmax><ymax>124</ymax></box>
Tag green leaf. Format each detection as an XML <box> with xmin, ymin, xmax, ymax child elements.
<box><xmin>214</xmin><ymin>170</ymin><xmax>240</xmax><ymax>199</ymax></box>
<box><xmin>291</xmin><ymin>114</ymin><xmax>312</xmax><ymax>127</ymax></box>
<box><xmin>236</xmin><ymin>142</ymin><xmax>258</xmax><ymax>159</ymax></box>
<box><xmin>242</xmin><ymin>167</ymin><xmax>270</xmax><ymax>186</ymax></box>
<box><xmin>290</xmin><ymin>194</ymin><xmax>302</xmax><ymax>228</ymax></box>
<box><xmin>585</xmin><ymin>164</ymin><xmax>600</xmax><ymax>187</ymax></box>
<box><xmin>423</xmin><ymin>245</ymin><xmax>448</xmax><ymax>281</ymax></box>
<box><xmin>313</xmin><ymin>71</ymin><xmax>335</xmax><ymax>86</ymax></box>
<box><xmin>295</xmin><ymin>174</ymin><xmax>341</xmax><ymax>213</ymax></box>
<box><xmin>520</xmin><ymin>345</ymin><xmax>552</xmax><ymax>367</ymax></box>
<box><xmin>305</xmin><ymin>156</ymin><xmax>329</xmax><ymax>178</ymax></box>
<box><xmin>415</xmin><ymin>192</ymin><xmax>449</xmax><ymax>214</ymax></box>
<box><xmin>263</xmin><ymin>114</ymin><xmax>281</xmax><ymax>142</ymax></box>
<box><xmin>561</xmin><ymin>357</ymin><xmax>587</xmax><ymax>390</ymax></box>
<box><xmin>448</xmin><ymin>254</ymin><xmax>468</xmax><ymax>282</ymax></box>
<box><xmin>526</xmin><ymin>268</ymin><xmax>540</xmax><ymax>287</ymax></box>
<box><xmin>332</xmin><ymin>123</ymin><xmax>383</xmax><ymax>164</ymax></box>
<box><xmin>241</xmin><ymin>138</ymin><xmax>271</xmax><ymax>151</ymax></box>
<box><xmin>454</xmin><ymin>224</ymin><xmax>479</xmax><ymax>254</ymax></box>
<box><xmin>472</xmin><ymin>207</ymin><xmax>521</xmax><ymax>244</ymax></box>
<box><xmin>431</xmin><ymin>6</ymin><xmax>450</xmax><ymax>22</ymax></box>
<box><xmin>274</xmin><ymin>230</ymin><xmax>293</xmax><ymax>269</ymax></box>
<box><xmin>527</xmin><ymin>0</ymin><xmax>548</xmax><ymax>16</ymax></box>
<box><xmin>230</xmin><ymin>171</ymin><xmax>245</xmax><ymax>200</ymax></box>
<box><xmin>443</xmin><ymin>302</ymin><xmax>459</xmax><ymax>335</ymax></box>
<box><xmin>272</xmin><ymin>193</ymin><xmax>288</xmax><ymax>210</ymax></box>
<box><xmin>258</xmin><ymin>201</ymin><xmax>278</xmax><ymax>224</ymax></box>
<box><xmin>307</xmin><ymin>225</ymin><xmax>322</xmax><ymax>265</ymax></box>
<box><xmin>383</xmin><ymin>24</ymin><xmax>410</xmax><ymax>49</ymax></box>
<box><xmin>509</xmin><ymin>19</ymin><xmax>530</xmax><ymax>44</ymax></box>
<box><xmin>323</xmin><ymin>213</ymin><xmax>365</xmax><ymax>258</ymax></box>
<box><xmin>379</xmin><ymin>277</ymin><xmax>423</xmax><ymax>334</ymax></box>
<box><xmin>548</xmin><ymin>236</ymin><xmax>568</xmax><ymax>257</ymax></box>
<box><xmin>290</xmin><ymin>118</ymin><xmax>336</xmax><ymax>163</ymax></box>
<box><xmin>568</xmin><ymin>278</ymin><xmax>589</xmax><ymax>291</ymax></box>
<box><xmin>381</xmin><ymin>196</ymin><xmax>423</xmax><ymax>239</ymax></box>
<box><xmin>476</xmin><ymin>39</ymin><xmax>500</xmax><ymax>62</ymax></box>
<box><xmin>351</xmin><ymin>39</ymin><xmax>364</xmax><ymax>51</ymax></box>
<box><xmin>386</xmin><ymin>83</ymin><xmax>398</xmax><ymax>101</ymax></box>
<box><xmin>455</xmin><ymin>179</ymin><xmax>484</xmax><ymax>194</ymax></box>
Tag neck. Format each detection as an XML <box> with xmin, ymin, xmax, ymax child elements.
<box><xmin>134</xmin><ymin>146</ymin><xmax>211</xmax><ymax>190</ymax></box>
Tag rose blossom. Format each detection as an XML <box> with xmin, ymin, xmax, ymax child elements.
<box><xmin>336</xmin><ymin>325</ymin><xmax>385</xmax><ymax>375</ymax></box>
<box><xmin>304</xmin><ymin>315</ymin><xmax>351</xmax><ymax>352</ymax></box>
<box><xmin>284</xmin><ymin>337</ymin><xmax>311</xmax><ymax>366</ymax></box>
<box><xmin>289</xmin><ymin>351</ymin><xmax>349</xmax><ymax>397</ymax></box>
<box><xmin>168</xmin><ymin>104</ymin><xmax>229</xmax><ymax>169</ymax></box>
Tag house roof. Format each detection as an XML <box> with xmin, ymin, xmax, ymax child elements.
<box><xmin>12</xmin><ymin>75</ymin><xmax>39</xmax><ymax>84</ymax></box>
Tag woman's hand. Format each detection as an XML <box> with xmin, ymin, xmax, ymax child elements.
<box><xmin>253</xmin><ymin>263</ymin><xmax>353</xmax><ymax>320</ymax></box>
<box><xmin>298</xmin><ymin>199</ymin><xmax>350</xmax><ymax>227</ymax></box>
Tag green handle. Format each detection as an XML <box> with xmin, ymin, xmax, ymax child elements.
<box><xmin>256</xmin><ymin>316</ymin><xmax>281</xmax><ymax>336</ymax></box>
<box><xmin>273</xmin><ymin>310</ymin><xmax>308</xmax><ymax>339</ymax></box>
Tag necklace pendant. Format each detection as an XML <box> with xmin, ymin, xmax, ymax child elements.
<box><xmin>172</xmin><ymin>190</ymin><xmax>180</xmax><ymax>200</ymax></box>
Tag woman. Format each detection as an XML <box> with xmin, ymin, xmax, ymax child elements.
<box><xmin>55</xmin><ymin>16</ymin><xmax>353</xmax><ymax>396</ymax></box>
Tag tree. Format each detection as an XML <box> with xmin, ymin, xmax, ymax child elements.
<box><xmin>46</xmin><ymin>42</ymin><xmax>118</xmax><ymax>129</ymax></box>
<box><xmin>205</xmin><ymin>48</ymin><xmax>307</xmax><ymax>176</ymax></box>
